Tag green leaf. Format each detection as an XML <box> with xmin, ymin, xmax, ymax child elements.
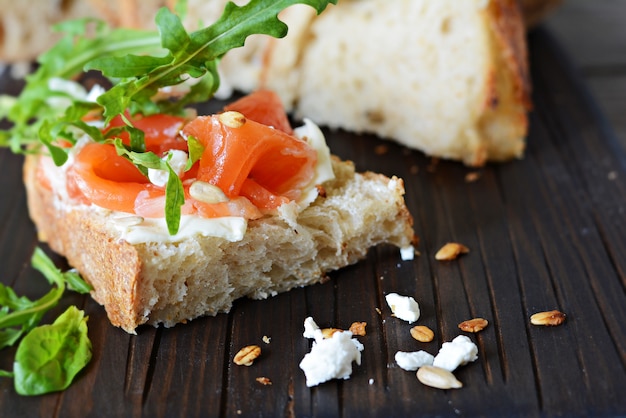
<box><xmin>127</xmin><ymin>126</ymin><xmax>147</xmax><ymax>153</ymax></box>
<box><xmin>64</xmin><ymin>269</ymin><xmax>93</xmax><ymax>294</ymax></box>
<box><xmin>164</xmin><ymin>163</ymin><xmax>185</xmax><ymax>235</ymax></box>
<box><xmin>0</xmin><ymin>328</ymin><xmax>24</xmax><ymax>350</ymax></box>
<box><xmin>0</xmin><ymin>283</ymin><xmax>62</xmax><ymax>331</ymax></box>
<box><xmin>85</xmin><ymin>54</ymin><xmax>173</xmax><ymax>78</ymax></box>
<box><xmin>31</xmin><ymin>247</ymin><xmax>66</xmax><ymax>288</ymax></box>
<box><xmin>185</xmin><ymin>135</ymin><xmax>205</xmax><ymax>171</ymax></box>
<box><xmin>158</xmin><ymin>6</ymin><xmax>191</xmax><ymax>53</ymax></box>
<box><xmin>113</xmin><ymin>138</ymin><xmax>164</xmax><ymax>169</ymax></box>
<box><xmin>13</xmin><ymin>306</ymin><xmax>92</xmax><ymax>396</ymax></box>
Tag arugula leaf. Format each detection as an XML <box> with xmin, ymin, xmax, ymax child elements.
<box><xmin>13</xmin><ymin>306</ymin><xmax>92</xmax><ymax>396</ymax></box>
<box><xmin>185</xmin><ymin>135</ymin><xmax>205</xmax><ymax>171</ymax></box>
<box><xmin>0</xmin><ymin>22</ymin><xmax>162</xmax><ymax>151</ymax></box>
<box><xmin>0</xmin><ymin>248</ymin><xmax>91</xmax><ymax>349</ymax></box>
<box><xmin>31</xmin><ymin>247</ymin><xmax>92</xmax><ymax>294</ymax></box>
<box><xmin>88</xmin><ymin>1</ymin><xmax>337</xmax><ymax>123</ymax></box>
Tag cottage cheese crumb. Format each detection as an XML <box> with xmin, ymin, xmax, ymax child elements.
<box><xmin>299</xmin><ymin>317</ymin><xmax>364</xmax><ymax>387</ymax></box>
<box><xmin>148</xmin><ymin>150</ymin><xmax>188</xmax><ymax>187</ymax></box>
<box><xmin>433</xmin><ymin>335</ymin><xmax>478</xmax><ymax>372</ymax></box>
<box><xmin>400</xmin><ymin>245</ymin><xmax>415</xmax><ymax>261</ymax></box>
<box><xmin>303</xmin><ymin>316</ymin><xmax>322</xmax><ymax>339</ymax></box>
<box><xmin>385</xmin><ymin>293</ymin><xmax>420</xmax><ymax>323</ymax></box>
<box><xmin>394</xmin><ymin>350</ymin><xmax>435</xmax><ymax>371</ymax></box>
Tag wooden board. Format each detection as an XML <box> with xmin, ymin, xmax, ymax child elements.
<box><xmin>1</xmin><ymin>27</ymin><xmax>625</xmax><ymax>417</ymax></box>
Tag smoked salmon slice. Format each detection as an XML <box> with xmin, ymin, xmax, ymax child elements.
<box><xmin>66</xmin><ymin>142</ymin><xmax>152</xmax><ymax>213</ymax></box>
<box><xmin>182</xmin><ymin>114</ymin><xmax>316</xmax><ymax>207</ymax></box>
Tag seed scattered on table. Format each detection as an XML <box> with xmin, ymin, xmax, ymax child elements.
<box><xmin>321</xmin><ymin>328</ymin><xmax>343</xmax><ymax>339</ymax></box>
<box><xmin>416</xmin><ymin>365</ymin><xmax>463</xmax><ymax>389</ymax></box>
<box><xmin>465</xmin><ymin>171</ymin><xmax>481</xmax><ymax>182</ymax></box>
<box><xmin>374</xmin><ymin>144</ymin><xmax>389</xmax><ymax>155</ymax></box>
<box><xmin>458</xmin><ymin>318</ymin><xmax>489</xmax><ymax>333</ymax></box>
<box><xmin>234</xmin><ymin>345</ymin><xmax>261</xmax><ymax>366</ymax></box>
<box><xmin>410</xmin><ymin>325</ymin><xmax>434</xmax><ymax>342</ymax></box>
<box><xmin>349</xmin><ymin>322</ymin><xmax>367</xmax><ymax>336</ymax></box>
<box><xmin>435</xmin><ymin>243</ymin><xmax>469</xmax><ymax>261</ymax></box>
<box><xmin>530</xmin><ymin>310</ymin><xmax>566</xmax><ymax>326</ymax></box>
<box><xmin>256</xmin><ymin>377</ymin><xmax>272</xmax><ymax>386</ymax></box>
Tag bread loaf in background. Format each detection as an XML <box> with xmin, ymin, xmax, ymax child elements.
<box><xmin>0</xmin><ymin>0</ymin><xmax>560</xmax><ymax>165</ymax></box>
<box><xmin>218</xmin><ymin>0</ymin><xmax>531</xmax><ymax>166</ymax></box>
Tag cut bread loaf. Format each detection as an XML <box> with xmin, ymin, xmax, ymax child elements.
<box><xmin>214</xmin><ymin>0</ymin><xmax>532</xmax><ymax>166</ymax></box>
<box><xmin>24</xmin><ymin>152</ymin><xmax>415</xmax><ymax>333</ymax></box>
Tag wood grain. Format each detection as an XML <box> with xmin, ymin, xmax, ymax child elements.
<box><xmin>0</xmin><ymin>27</ymin><xmax>625</xmax><ymax>418</ymax></box>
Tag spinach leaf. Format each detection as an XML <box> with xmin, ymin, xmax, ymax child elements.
<box><xmin>13</xmin><ymin>306</ymin><xmax>92</xmax><ymax>396</ymax></box>
<box><xmin>0</xmin><ymin>248</ymin><xmax>93</xmax><ymax>393</ymax></box>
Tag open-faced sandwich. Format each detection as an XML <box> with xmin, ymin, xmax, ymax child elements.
<box><xmin>2</xmin><ymin>0</ymin><xmax>415</xmax><ymax>333</ymax></box>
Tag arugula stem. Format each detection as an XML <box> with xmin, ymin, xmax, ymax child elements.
<box><xmin>0</xmin><ymin>287</ymin><xmax>64</xmax><ymax>329</ymax></box>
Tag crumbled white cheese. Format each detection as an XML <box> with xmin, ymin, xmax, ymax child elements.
<box><xmin>395</xmin><ymin>350</ymin><xmax>434</xmax><ymax>371</ymax></box>
<box><xmin>303</xmin><ymin>316</ymin><xmax>322</xmax><ymax>339</ymax></box>
<box><xmin>433</xmin><ymin>335</ymin><xmax>478</xmax><ymax>372</ymax></box>
<box><xmin>148</xmin><ymin>149</ymin><xmax>189</xmax><ymax>187</ymax></box>
<box><xmin>385</xmin><ymin>293</ymin><xmax>420</xmax><ymax>323</ymax></box>
<box><xmin>299</xmin><ymin>317</ymin><xmax>364</xmax><ymax>387</ymax></box>
<box><xmin>400</xmin><ymin>245</ymin><xmax>415</xmax><ymax>261</ymax></box>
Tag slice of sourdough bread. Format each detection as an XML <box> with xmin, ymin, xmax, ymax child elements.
<box><xmin>24</xmin><ymin>153</ymin><xmax>415</xmax><ymax>333</ymax></box>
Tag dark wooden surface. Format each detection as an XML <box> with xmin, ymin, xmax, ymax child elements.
<box><xmin>1</xmin><ymin>13</ymin><xmax>626</xmax><ymax>418</ymax></box>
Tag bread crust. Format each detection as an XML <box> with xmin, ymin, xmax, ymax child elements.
<box><xmin>24</xmin><ymin>153</ymin><xmax>415</xmax><ymax>333</ymax></box>
<box><xmin>486</xmin><ymin>0</ymin><xmax>531</xmax><ymax>110</ymax></box>
<box><xmin>24</xmin><ymin>154</ymin><xmax>143</xmax><ymax>330</ymax></box>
